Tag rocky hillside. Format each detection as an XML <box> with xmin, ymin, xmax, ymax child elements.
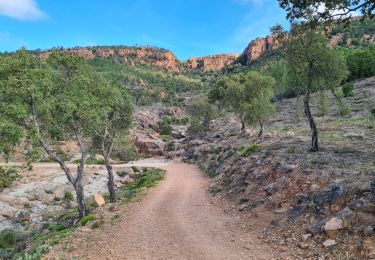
<box><xmin>185</xmin><ymin>54</ymin><xmax>240</xmax><ymax>71</ymax></box>
<box><xmin>39</xmin><ymin>46</ymin><xmax>182</xmax><ymax>72</ymax></box>
<box><xmin>181</xmin><ymin>77</ymin><xmax>375</xmax><ymax>259</ymax></box>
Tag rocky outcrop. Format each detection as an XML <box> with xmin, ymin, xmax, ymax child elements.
<box><xmin>39</xmin><ymin>46</ymin><xmax>181</xmax><ymax>72</ymax></box>
<box><xmin>242</xmin><ymin>35</ymin><xmax>285</xmax><ymax>64</ymax></box>
<box><xmin>185</xmin><ymin>54</ymin><xmax>240</xmax><ymax>71</ymax></box>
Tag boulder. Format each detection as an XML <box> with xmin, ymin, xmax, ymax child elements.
<box><xmin>134</xmin><ymin>134</ymin><xmax>166</xmax><ymax>156</ymax></box>
<box><xmin>307</xmin><ymin>220</ymin><xmax>325</xmax><ymax>235</ymax></box>
<box><xmin>323</xmin><ymin>239</ymin><xmax>337</xmax><ymax>248</ymax></box>
<box><xmin>93</xmin><ymin>194</ymin><xmax>105</xmax><ymax>207</ymax></box>
<box><xmin>120</xmin><ymin>175</ymin><xmax>134</xmax><ymax>185</ymax></box>
<box><xmin>324</xmin><ymin>207</ymin><xmax>356</xmax><ymax>233</ymax></box>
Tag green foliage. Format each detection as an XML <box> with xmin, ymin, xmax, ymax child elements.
<box><xmin>279</xmin><ymin>0</ymin><xmax>375</xmax><ymax>21</ymax></box>
<box><xmin>0</xmin><ymin>229</ymin><xmax>18</xmax><ymax>249</ymax></box>
<box><xmin>111</xmin><ymin>135</ymin><xmax>137</xmax><ymax>162</ymax></box>
<box><xmin>318</xmin><ymin>90</ymin><xmax>329</xmax><ymax>117</ymax></box>
<box><xmin>158</xmin><ymin>118</ymin><xmax>173</xmax><ymax>135</ymax></box>
<box><xmin>236</xmin><ymin>144</ymin><xmax>262</xmax><ymax>157</ymax></box>
<box><xmin>285</xmin><ymin>26</ymin><xmax>348</xmax><ymax>96</ymax></box>
<box><xmin>117</xmin><ymin>167</ymin><xmax>165</xmax><ymax>201</ymax></box>
<box><xmin>342</xmin><ymin>83</ymin><xmax>355</xmax><ymax>97</ymax></box>
<box><xmin>0</xmin><ymin>166</ymin><xmax>18</xmax><ymax>190</ymax></box>
<box><xmin>345</xmin><ymin>46</ymin><xmax>375</xmax><ymax>80</ymax></box>
<box><xmin>187</xmin><ymin>96</ymin><xmax>217</xmax><ymax>137</ymax></box>
<box><xmin>64</xmin><ymin>192</ymin><xmax>73</xmax><ymax>201</ymax></box>
<box><xmin>89</xmin><ymin>59</ymin><xmax>204</xmax><ymax>106</ymax></box>
<box><xmin>79</xmin><ymin>214</ymin><xmax>97</xmax><ymax>226</ymax></box>
<box><xmin>261</xmin><ymin>59</ymin><xmax>290</xmax><ymax>98</ymax></box>
<box><xmin>240</xmin><ymin>71</ymin><xmax>276</xmax><ymax>132</ymax></box>
<box><xmin>208</xmin><ymin>186</ymin><xmax>222</xmax><ymax>195</ymax></box>
<box><xmin>338</xmin><ymin>99</ymin><xmax>351</xmax><ymax>116</ymax></box>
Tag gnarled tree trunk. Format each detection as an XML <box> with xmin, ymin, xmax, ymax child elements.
<box><xmin>105</xmin><ymin>162</ymin><xmax>116</xmax><ymax>202</ymax></box>
<box><xmin>304</xmin><ymin>92</ymin><xmax>319</xmax><ymax>151</ymax></box>
<box><xmin>75</xmin><ymin>165</ymin><xmax>87</xmax><ymax>219</ymax></box>
<box><xmin>258</xmin><ymin>122</ymin><xmax>264</xmax><ymax>142</ymax></box>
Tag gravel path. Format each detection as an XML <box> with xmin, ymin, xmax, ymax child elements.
<box><xmin>45</xmin><ymin>162</ymin><xmax>281</xmax><ymax>260</ymax></box>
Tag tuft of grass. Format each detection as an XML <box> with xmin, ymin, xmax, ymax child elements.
<box><xmin>342</xmin><ymin>83</ymin><xmax>354</xmax><ymax>97</ymax></box>
<box><xmin>80</xmin><ymin>214</ymin><xmax>97</xmax><ymax>226</ymax></box>
<box><xmin>117</xmin><ymin>167</ymin><xmax>165</xmax><ymax>202</ymax></box>
<box><xmin>236</xmin><ymin>144</ymin><xmax>262</xmax><ymax>157</ymax></box>
<box><xmin>208</xmin><ymin>186</ymin><xmax>222</xmax><ymax>195</ymax></box>
<box><xmin>64</xmin><ymin>192</ymin><xmax>73</xmax><ymax>201</ymax></box>
<box><xmin>0</xmin><ymin>166</ymin><xmax>18</xmax><ymax>190</ymax></box>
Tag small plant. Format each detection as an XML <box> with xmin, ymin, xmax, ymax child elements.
<box><xmin>47</xmin><ymin>224</ymin><xmax>66</xmax><ymax>232</ymax></box>
<box><xmin>91</xmin><ymin>220</ymin><xmax>104</xmax><ymax>229</ymax></box>
<box><xmin>0</xmin><ymin>229</ymin><xmax>17</xmax><ymax>249</ymax></box>
<box><xmin>338</xmin><ymin>100</ymin><xmax>350</xmax><ymax>116</ymax></box>
<box><xmin>342</xmin><ymin>82</ymin><xmax>355</xmax><ymax>97</ymax></box>
<box><xmin>166</xmin><ymin>142</ymin><xmax>175</xmax><ymax>152</ymax></box>
<box><xmin>286</xmin><ymin>146</ymin><xmax>298</xmax><ymax>154</ymax></box>
<box><xmin>236</xmin><ymin>144</ymin><xmax>262</xmax><ymax>157</ymax></box>
<box><xmin>80</xmin><ymin>214</ymin><xmax>96</xmax><ymax>226</ymax></box>
<box><xmin>208</xmin><ymin>186</ymin><xmax>222</xmax><ymax>195</ymax></box>
<box><xmin>64</xmin><ymin>192</ymin><xmax>73</xmax><ymax>201</ymax></box>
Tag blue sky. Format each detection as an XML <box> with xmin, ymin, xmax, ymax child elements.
<box><xmin>0</xmin><ymin>0</ymin><xmax>289</xmax><ymax>60</ymax></box>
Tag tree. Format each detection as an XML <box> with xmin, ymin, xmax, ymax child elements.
<box><xmin>187</xmin><ymin>96</ymin><xmax>217</xmax><ymax>137</ymax></box>
<box><xmin>285</xmin><ymin>25</ymin><xmax>348</xmax><ymax>151</ymax></box>
<box><xmin>94</xmin><ymin>83</ymin><xmax>133</xmax><ymax>202</ymax></box>
<box><xmin>0</xmin><ymin>50</ymin><xmax>109</xmax><ymax>219</ymax></box>
<box><xmin>241</xmin><ymin>72</ymin><xmax>276</xmax><ymax>141</ymax></box>
<box><xmin>223</xmin><ymin>75</ymin><xmax>249</xmax><ymax>131</ymax></box>
<box><xmin>279</xmin><ymin>0</ymin><xmax>375</xmax><ymax>22</ymax></box>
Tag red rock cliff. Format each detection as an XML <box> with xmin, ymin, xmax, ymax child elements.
<box><xmin>185</xmin><ymin>54</ymin><xmax>240</xmax><ymax>71</ymax></box>
<box><xmin>242</xmin><ymin>36</ymin><xmax>284</xmax><ymax>64</ymax></box>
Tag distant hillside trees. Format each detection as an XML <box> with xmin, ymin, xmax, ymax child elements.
<box><xmin>209</xmin><ymin>71</ymin><xmax>275</xmax><ymax>139</ymax></box>
<box><xmin>285</xmin><ymin>25</ymin><xmax>348</xmax><ymax>151</ymax></box>
<box><xmin>187</xmin><ymin>96</ymin><xmax>217</xmax><ymax>137</ymax></box>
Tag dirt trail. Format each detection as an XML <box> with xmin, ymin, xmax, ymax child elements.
<box><xmin>46</xmin><ymin>162</ymin><xmax>283</xmax><ymax>260</ymax></box>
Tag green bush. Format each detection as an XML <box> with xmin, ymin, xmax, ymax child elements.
<box><xmin>0</xmin><ymin>167</ymin><xmax>19</xmax><ymax>190</ymax></box>
<box><xmin>236</xmin><ymin>144</ymin><xmax>262</xmax><ymax>157</ymax></box>
<box><xmin>0</xmin><ymin>229</ymin><xmax>17</xmax><ymax>249</ymax></box>
<box><xmin>80</xmin><ymin>214</ymin><xmax>96</xmax><ymax>226</ymax></box>
<box><xmin>159</xmin><ymin>118</ymin><xmax>172</xmax><ymax>135</ymax></box>
<box><xmin>342</xmin><ymin>83</ymin><xmax>354</xmax><ymax>97</ymax></box>
<box><xmin>64</xmin><ymin>192</ymin><xmax>73</xmax><ymax>201</ymax></box>
<box><xmin>112</xmin><ymin>135</ymin><xmax>137</xmax><ymax>162</ymax></box>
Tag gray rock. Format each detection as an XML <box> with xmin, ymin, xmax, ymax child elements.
<box><xmin>349</xmin><ymin>199</ymin><xmax>375</xmax><ymax>212</ymax></box>
<box><xmin>307</xmin><ymin>220</ymin><xmax>325</xmax><ymax>235</ymax></box>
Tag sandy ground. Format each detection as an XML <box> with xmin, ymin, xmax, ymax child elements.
<box><xmin>44</xmin><ymin>162</ymin><xmax>287</xmax><ymax>260</ymax></box>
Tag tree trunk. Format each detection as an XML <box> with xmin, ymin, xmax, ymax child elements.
<box><xmin>75</xmin><ymin>166</ymin><xmax>87</xmax><ymax>219</ymax></box>
<box><xmin>105</xmin><ymin>162</ymin><xmax>116</xmax><ymax>203</ymax></box>
<box><xmin>240</xmin><ymin>115</ymin><xmax>246</xmax><ymax>132</ymax></box>
<box><xmin>258</xmin><ymin>122</ymin><xmax>264</xmax><ymax>142</ymax></box>
<box><xmin>304</xmin><ymin>93</ymin><xmax>319</xmax><ymax>151</ymax></box>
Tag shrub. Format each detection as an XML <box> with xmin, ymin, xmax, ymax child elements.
<box><xmin>338</xmin><ymin>100</ymin><xmax>351</xmax><ymax>116</ymax></box>
<box><xmin>159</xmin><ymin>118</ymin><xmax>173</xmax><ymax>135</ymax></box>
<box><xmin>236</xmin><ymin>144</ymin><xmax>262</xmax><ymax>157</ymax></box>
<box><xmin>80</xmin><ymin>214</ymin><xmax>96</xmax><ymax>226</ymax></box>
<box><xmin>64</xmin><ymin>192</ymin><xmax>73</xmax><ymax>201</ymax></box>
<box><xmin>0</xmin><ymin>229</ymin><xmax>17</xmax><ymax>249</ymax></box>
<box><xmin>208</xmin><ymin>186</ymin><xmax>222</xmax><ymax>195</ymax></box>
<box><xmin>112</xmin><ymin>135</ymin><xmax>137</xmax><ymax>162</ymax></box>
<box><xmin>342</xmin><ymin>83</ymin><xmax>354</xmax><ymax>97</ymax></box>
